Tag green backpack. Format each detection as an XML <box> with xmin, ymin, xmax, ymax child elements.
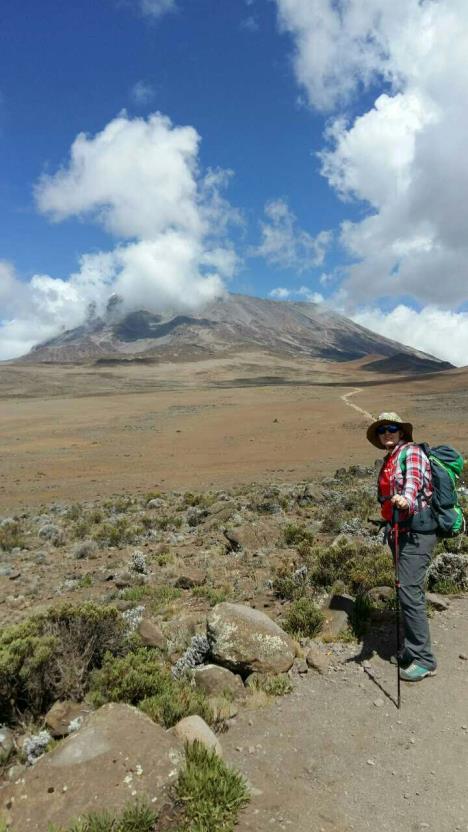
<box><xmin>401</xmin><ymin>443</ymin><xmax>465</xmax><ymax>537</ymax></box>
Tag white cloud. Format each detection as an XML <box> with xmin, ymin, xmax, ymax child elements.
<box><xmin>275</xmin><ymin>0</ymin><xmax>468</xmax><ymax>324</ymax></box>
<box><xmin>131</xmin><ymin>80</ymin><xmax>155</xmax><ymax>106</ymax></box>
<box><xmin>0</xmin><ymin>112</ymin><xmax>239</xmax><ymax>360</ymax></box>
<box><xmin>269</xmin><ymin>285</ymin><xmax>324</xmax><ymax>303</ymax></box>
<box><xmin>269</xmin><ymin>287</ymin><xmax>291</xmax><ymax>299</ymax></box>
<box><xmin>352</xmin><ymin>306</ymin><xmax>468</xmax><ymax>368</ymax></box>
<box><xmin>35</xmin><ymin>112</ymin><xmax>202</xmax><ymax>240</ymax></box>
<box><xmin>253</xmin><ymin>199</ymin><xmax>332</xmax><ymax>272</ymax></box>
<box><xmin>139</xmin><ymin>0</ymin><xmax>176</xmax><ymax>20</ymax></box>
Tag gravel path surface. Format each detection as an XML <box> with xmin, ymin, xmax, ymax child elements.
<box><xmin>224</xmin><ymin>598</ymin><xmax>468</xmax><ymax>832</ymax></box>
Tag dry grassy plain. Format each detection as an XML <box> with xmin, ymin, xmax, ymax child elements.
<box><xmin>1</xmin><ymin>350</ymin><xmax>467</xmax><ymax>511</ymax></box>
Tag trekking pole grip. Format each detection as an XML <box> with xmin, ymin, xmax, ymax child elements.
<box><xmin>392</xmin><ymin>505</ymin><xmax>400</xmax><ymax>526</ymax></box>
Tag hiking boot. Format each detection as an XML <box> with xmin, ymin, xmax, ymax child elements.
<box><xmin>399</xmin><ymin>662</ymin><xmax>437</xmax><ymax>682</ymax></box>
<box><xmin>389</xmin><ymin>654</ymin><xmax>411</xmax><ymax>668</ymax></box>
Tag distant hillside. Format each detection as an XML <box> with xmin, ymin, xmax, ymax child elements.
<box><xmin>19</xmin><ymin>293</ymin><xmax>452</xmax><ymax>372</ymax></box>
<box><xmin>363</xmin><ymin>352</ymin><xmax>453</xmax><ymax>374</ymax></box>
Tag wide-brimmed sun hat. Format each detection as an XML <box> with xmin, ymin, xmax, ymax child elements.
<box><xmin>366</xmin><ymin>411</ymin><xmax>413</xmax><ymax>449</ymax></box>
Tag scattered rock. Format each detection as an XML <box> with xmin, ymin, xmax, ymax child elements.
<box><xmin>223</xmin><ymin>521</ymin><xmax>280</xmax><ymax>553</ymax></box>
<box><xmin>292</xmin><ymin>658</ymin><xmax>309</xmax><ymax>674</ymax></box>
<box><xmin>174</xmin><ymin>568</ymin><xmax>206</xmax><ymax>589</ymax></box>
<box><xmin>192</xmin><ymin>664</ymin><xmax>245</xmax><ymax>698</ymax></box>
<box><xmin>114</xmin><ymin>570</ymin><xmax>145</xmax><ymax>588</ymax></box>
<box><xmin>306</xmin><ymin>646</ymin><xmax>329</xmax><ymax>675</ymax></box>
<box><xmin>147</xmin><ymin>498</ymin><xmax>164</xmax><ymax>509</ymax></box>
<box><xmin>2</xmin><ymin>704</ymin><xmax>181</xmax><ymax>832</ymax></box>
<box><xmin>426</xmin><ymin>592</ymin><xmax>451</xmax><ymax>611</ymax></box>
<box><xmin>368</xmin><ymin>586</ymin><xmax>394</xmax><ymax>603</ymax></box>
<box><xmin>138</xmin><ymin>618</ymin><xmax>167</xmax><ymax>650</ymax></box>
<box><xmin>327</xmin><ymin>592</ymin><xmax>355</xmax><ymax>617</ymax></box>
<box><xmin>207</xmin><ymin>602</ymin><xmax>295</xmax><ymax>674</ymax></box>
<box><xmin>173</xmin><ymin>715</ymin><xmax>222</xmax><ymax>757</ymax></box>
<box><xmin>45</xmin><ymin>701</ymin><xmax>91</xmax><ymax>738</ymax></box>
<box><xmin>320</xmin><ymin>609</ymin><xmax>349</xmax><ymax>640</ymax></box>
<box><xmin>0</xmin><ymin>726</ymin><xmax>15</xmax><ymax>758</ymax></box>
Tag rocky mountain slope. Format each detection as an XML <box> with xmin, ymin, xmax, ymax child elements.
<box><xmin>20</xmin><ymin>294</ymin><xmax>452</xmax><ymax>371</ymax></box>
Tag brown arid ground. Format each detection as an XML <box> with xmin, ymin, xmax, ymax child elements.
<box><xmin>0</xmin><ymin>350</ymin><xmax>467</xmax><ymax>511</ymax></box>
<box><xmin>225</xmin><ymin>598</ymin><xmax>468</xmax><ymax>832</ymax></box>
<box><xmin>0</xmin><ymin>351</ymin><xmax>467</xmax><ymax>832</ymax></box>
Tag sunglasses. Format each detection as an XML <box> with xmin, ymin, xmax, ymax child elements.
<box><xmin>377</xmin><ymin>424</ymin><xmax>400</xmax><ymax>435</ymax></box>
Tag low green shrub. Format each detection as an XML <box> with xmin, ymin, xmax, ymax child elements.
<box><xmin>176</xmin><ymin>741</ymin><xmax>250</xmax><ymax>832</ymax></box>
<box><xmin>0</xmin><ymin>603</ymin><xmax>126</xmax><ymax>724</ymax></box>
<box><xmin>88</xmin><ymin>648</ymin><xmax>169</xmax><ymax>707</ymax></box>
<box><xmin>140</xmin><ymin>685</ymin><xmax>213</xmax><ymax>728</ymax></box>
<box><xmin>88</xmin><ymin>648</ymin><xmax>213</xmax><ymax>728</ymax></box>
<box><xmin>282</xmin><ymin>598</ymin><xmax>324</xmax><ymax>638</ymax></box>
<box><xmin>283</xmin><ymin>523</ymin><xmax>314</xmax><ymax>547</ymax></box>
<box><xmin>93</xmin><ymin>518</ymin><xmax>140</xmax><ymax>547</ymax></box>
<box><xmin>272</xmin><ymin>574</ymin><xmax>306</xmax><ymax>601</ymax></box>
<box><xmin>308</xmin><ymin>540</ymin><xmax>393</xmax><ymax>592</ymax></box>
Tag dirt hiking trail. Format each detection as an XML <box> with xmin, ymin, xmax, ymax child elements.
<box><xmin>341</xmin><ymin>388</ymin><xmax>375</xmax><ymax>422</ymax></box>
<box><xmin>225</xmin><ymin>597</ymin><xmax>468</xmax><ymax>832</ymax></box>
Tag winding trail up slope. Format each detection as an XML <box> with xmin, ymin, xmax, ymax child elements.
<box><xmin>341</xmin><ymin>388</ymin><xmax>375</xmax><ymax>421</ymax></box>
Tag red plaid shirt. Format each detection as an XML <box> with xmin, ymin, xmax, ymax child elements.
<box><xmin>381</xmin><ymin>441</ymin><xmax>433</xmax><ymax>515</ymax></box>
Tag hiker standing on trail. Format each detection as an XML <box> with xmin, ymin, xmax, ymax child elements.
<box><xmin>367</xmin><ymin>412</ymin><xmax>438</xmax><ymax>682</ymax></box>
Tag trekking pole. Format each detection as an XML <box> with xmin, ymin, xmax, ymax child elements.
<box><xmin>392</xmin><ymin>506</ymin><xmax>401</xmax><ymax>709</ymax></box>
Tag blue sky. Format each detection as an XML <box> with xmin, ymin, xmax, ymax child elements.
<box><xmin>1</xmin><ymin>0</ymin><xmax>467</xmax><ymax>363</ymax></box>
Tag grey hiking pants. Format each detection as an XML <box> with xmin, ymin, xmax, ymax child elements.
<box><xmin>390</xmin><ymin>530</ymin><xmax>437</xmax><ymax>671</ymax></box>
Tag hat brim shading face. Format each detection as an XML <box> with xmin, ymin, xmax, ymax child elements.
<box><xmin>366</xmin><ymin>413</ymin><xmax>413</xmax><ymax>449</ymax></box>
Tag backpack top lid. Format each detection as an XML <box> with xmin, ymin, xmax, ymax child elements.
<box><xmin>427</xmin><ymin>445</ymin><xmax>465</xmax><ymax>479</ymax></box>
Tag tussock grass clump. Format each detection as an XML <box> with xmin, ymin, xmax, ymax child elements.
<box><xmin>176</xmin><ymin>741</ymin><xmax>250</xmax><ymax>832</ymax></box>
<box><xmin>88</xmin><ymin>648</ymin><xmax>213</xmax><ymax>728</ymax></box>
<box><xmin>192</xmin><ymin>585</ymin><xmax>230</xmax><ymax>606</ymax></box>
<box><xmin>283</xmin><ymin>598</ymin><xmax>324</xmax><ymax>638</ymax></box>
<box><xmin>49</xmin><ymin>798</ymin><xmax>157</xmax><ymax>832</ymax></box>
<box><xmin>0</xmin><ymin>603</ymin><xmax>126</xmax><ymax>724</ymax></box>
<box><xmin>247</xmin><ymin>673</ymin><xmax>293</xmax><ymax>697</ymax></box>
<box><xmin>119</xmin><ymin>585</ymin><xmax>182</xmax><ymax>613</ymax></box>
<box><xmin>0</xmin><ymin>519</ymin><xmax>24</xmax><ymax>552</ymax></box>
<box><xmin>182</xmin><ymin>491</ymin><xmax>215</xmax><ymax>509</ymax></box>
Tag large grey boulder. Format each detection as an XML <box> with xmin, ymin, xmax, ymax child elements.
<box><xmin>207</xmin><ymin>603</ymin><xmax>295</xmax><ymax>674</ymax></box>
<box><xmin>1</xmin><ymin>704</ymin><xmax>180</xmax><ymax>832</ymax></box>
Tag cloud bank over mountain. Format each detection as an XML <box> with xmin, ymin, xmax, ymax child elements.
<box><xmin>0</xmin><ymin>113</ymin><xmax>237</xmax><ymax>360</ymax></box>
<box><xmin>276</xmin><ymin>0</ymin><xmax>468</xmax><ymax>361</ymax></box>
